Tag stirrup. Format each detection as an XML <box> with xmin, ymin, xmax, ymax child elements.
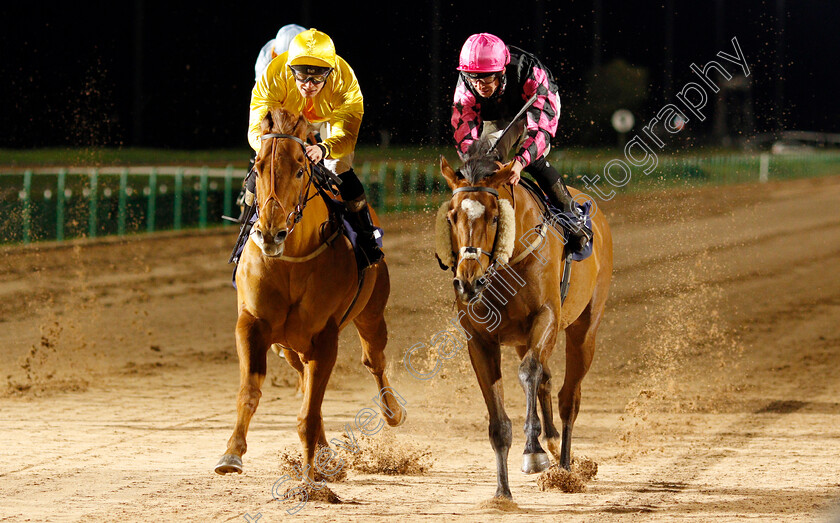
<box><xmin>567</xmin><ymin>212</ymin><xmax>592</xmax><ymax>254</ymax></box>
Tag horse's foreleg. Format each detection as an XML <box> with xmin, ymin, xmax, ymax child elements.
<box><xmin>519</xmin><ymin>305</ymin><xmax>557</xmax><ymax>474</ymax></box>
<box><xmin>558</xmin><ymin>304</ymin><xmax>599</xmax><ymax>470</ymax></box>
<box><xmin>468</xmin><ymin>339</ymin><xmax>513</xmax><ymax>499</ymax></box>
<box><xmin>215</xmin><ymin>312</ymin><xmax>270</xmax><ymax>474</ymax></box>
<box><xmin>297</xmin><ymin>328</ymin><xmax>338</xmax><ymax>482</ymax></box>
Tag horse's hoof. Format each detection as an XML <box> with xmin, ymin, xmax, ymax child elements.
<box><xmin>391</xmin><ymin>406</ymin><xmax>407</xmax><ymax>427</ymax></box>
<box><xmin>215</xmin><ymin>454</ymin><xmax>244</xmax><ymax>475</ymax></box>
<box><xmin>270</xmin><ymin>343</ymin><xmax>287</xmax><ymax>359</ymax></box>
<box><xmin>521</xmin><ymin>452</ymin><xmax>551</xmax><ymax>474</ymax></box>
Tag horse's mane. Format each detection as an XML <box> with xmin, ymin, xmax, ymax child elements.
<box><xmin>260</xmin><ymin>107</ymin><xmax>307</xmax><ymax>137</ymax></box>
<box><xmin>460</xmin><ymin>138</ymin><xmax>502</xmax><ymax>185</ymax></box>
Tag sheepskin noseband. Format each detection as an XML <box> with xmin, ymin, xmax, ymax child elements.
<box><xmin>435</xmin><ymin>197</ymin><xmax>515</xmax><ymax>268</ymax></box>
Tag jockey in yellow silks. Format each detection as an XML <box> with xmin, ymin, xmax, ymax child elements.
<box><xmin>245</xmin><ymin>28</ymin><xmax>382</xmax><ymax>264</ymax></box>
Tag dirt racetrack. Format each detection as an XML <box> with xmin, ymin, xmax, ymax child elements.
<box><xmin>2</xmin><ymin>175</ymin><xmax>840</xmax><ymax>522</ymax></box>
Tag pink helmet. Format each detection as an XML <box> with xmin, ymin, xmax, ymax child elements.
<box><xmin>457</xmin><ymin>33</ymin><xmax>510</xmax><ymax>73</ymax></box>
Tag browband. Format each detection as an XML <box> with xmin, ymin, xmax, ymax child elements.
<box><xmin>260</xmin><ymin>133</ymin><xmax>307</xmax><ymax>147</ymax></box>
<box><xmin>452</xmin><ymin>186</ymin><xmax>499</xmax><ymax>197</ymax></box>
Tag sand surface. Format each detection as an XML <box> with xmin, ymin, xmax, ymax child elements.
<box><xmin>2</xmin><ymin>175</ymin><xmax>840</xmax><ymax>522</ymax></box>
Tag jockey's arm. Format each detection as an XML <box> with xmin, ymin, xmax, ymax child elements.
<box><xmin>321</xmin><ymin>101</ymin><xmax>362</xmax><ymax>159</ymax></box>
<box><xmin>320</xmin><ymin>59</ymin><xmax>363</xmax><ymax>159</ymax></box>
<box><xmin>451</xmin><ymin>77</ymin><xmax>482</xmax><ymax>161</ymax></box>
<box><xmin>247</xmin><ymin>59</ymin><xmax>288</xmax><ymax>153</ymax></box>
<box><xmin>512</xmin><ymin>65</ymin><xmax>561</xmax><ymax>168</ymax></box>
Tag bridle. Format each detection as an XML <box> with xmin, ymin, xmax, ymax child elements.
<box><xmin>258</xmin><ymin>133</ymin><xmax>340</xmax><ymax>238</ymax></box>
<box><xmin>451</xmin><ymin>185</ymin><xmax>502</xmax><ymax>273</ymax></box>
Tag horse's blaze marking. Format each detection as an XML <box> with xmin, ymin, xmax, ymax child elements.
<box><xmin>460</xmin><ymin>198</ymin><xmax>485</xmax><ymax>222</ymax></box>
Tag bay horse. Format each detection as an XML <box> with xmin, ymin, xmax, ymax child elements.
<box><xmin>436</xmin><ymin>152</ymin><xmax>613</xmax><ymax>499</ymax></box>
<box><xmin>215</xmin><ymin>108</ymin><xmax>404</xmax><ymax>478</ymax></box>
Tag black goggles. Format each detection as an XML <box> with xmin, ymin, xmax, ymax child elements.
<box><xmin>463</xmin><ymin>71</ymin><xmax>501</xmax><ymax>86</ymax></box>
<box><xmin>289</xmin><ymin>66</ymin><xmax>333</xmax><ymax>85</ymax></box>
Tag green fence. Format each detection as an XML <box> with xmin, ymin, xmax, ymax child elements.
<box><xmin>2</xmin><ymin>151</ymin><xmax>839</xmax><ymax>245</ymax></box>
<box><xmin>552</xmin><ymin>150</ymin><xmax>840</xmax><ymax>194</ymax></box>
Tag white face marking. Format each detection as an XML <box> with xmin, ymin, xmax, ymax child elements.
<box><xmin>460</xmin><ymin>198</ymin><xmax>485</xmax><ymax>222</ymax></box>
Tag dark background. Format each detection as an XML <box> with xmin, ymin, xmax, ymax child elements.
<box><xmin>1</xmin><ymin>0</ymin><xmax>837</xmax><ymax>150</ymax></box>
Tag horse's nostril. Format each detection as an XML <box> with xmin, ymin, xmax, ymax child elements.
<box><xmin>453</xmin><ymin>279</ymin><xmax>464</xmax><ymax>292</ymax></box>
<box><xmin>275</xmin><ymin>230</ymin><xmax>288</xmax><ymax>243</ymax></box>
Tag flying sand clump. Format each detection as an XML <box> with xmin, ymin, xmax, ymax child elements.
<box><xmin>537</xmin><ymin>457</ymin><xmax>599</xmax><ymax>493</ymax></box>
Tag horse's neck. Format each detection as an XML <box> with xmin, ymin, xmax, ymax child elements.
<box><xmin>282</xmin><ymin>185</ymin><xmax>332</xmax><ymax>257</ymax></box>
<box><xmin>505</xmin><ymin>183</ymin><xmax>543</xmax><ymax>220</ymax></box>
<box><xmin>507</xmin><ymin>184</ymin><xmax>548</xmax><ymax>256</ymax></box>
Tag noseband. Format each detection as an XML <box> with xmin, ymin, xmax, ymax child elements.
<box><xmin>451</xmin><ymin>185</ymin><xmax>501</xmax><ymax>271</ymax></box>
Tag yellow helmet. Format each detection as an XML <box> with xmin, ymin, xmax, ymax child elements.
<box><xmin>287</xmin><ymin>29</ymin><xmax>336</xmax><ymax>69</ymax></box>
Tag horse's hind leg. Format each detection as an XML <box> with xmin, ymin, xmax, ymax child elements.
<box><xmin>283</xmin><ymin>348</ymin><xmax>327</xmax><ymax>446</ymax></box>
<box><xmin>468</xmin><ymin>338</ymin><xmax>513</xmax><ymax>499</ymax></box>
<box><xmin>215</xmin><ymin>312</ymin><xmax>270</xmax><ymax>474</ymax></box>
<box><xmin>519</xmin><ymin>305</ymin><xmax>557</xmax><ymax>474</ymax></box>
<box><xmin>353</xmin><ymin>270</ymin><xmax>404</xmax><ymax>427</ymax></box>
<box><xmin>558</xmin><ymin>299</ymin><xmax>603</xmax><ymax>470</ymax></box>
<box><xmin>282</xmin><ymin>347</ymin><xmax>306</xmax><ymax>398</ymax></box>
<box><xmin>538</xmin><ymin>364</ymin><xmax>562</xmax><ymax>464</ymax></box>
<box><xmin>517</xmin><ymin>343</ymin><xmax>562</xmax><ymax>467</ymax></box>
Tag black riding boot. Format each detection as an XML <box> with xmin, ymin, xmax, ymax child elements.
<box><xmin>527</xmin><ymin>156</ymin><xmax>593</xmax><ymax>254</ymax></box>
<box><xmin>344</xmin><ymin>195</ymin><xmax>384</xmax><ymax>266</ymax></box>
<box><xmin>235</xmin><ymin>157</ymin><xmax>257</xmax><ymax>223</ymax></box>
<box><xmin>546</xmin><ymin>178</ymin><xmax>592</xmax><ymax>253</ymax></box>
<box><xmin>228</xmin><ymin>161</ymin><xmax>258</xmax><ymax>264</ymax></box>
<box><xmin>338</xmin><ymin>170</ymin><xmax>384</xmax><ymax>266</ymax></box>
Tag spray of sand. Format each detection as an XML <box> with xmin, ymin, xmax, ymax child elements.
<box><xmin>615</xmin><ymin>232</ymin><xmax>744</xmax><ymax>457</ymax></box>
<box><xmin>338</xmin><ymin>429</ymin><xmax>434</xmax><ymax>475</ymax></box>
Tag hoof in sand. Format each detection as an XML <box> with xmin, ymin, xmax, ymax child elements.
<box><xmin>384</xmin><ymin>405</ymin><xmax>407</xmax><ymax>427</ymax></box>
<box><xmin>215</xmin><ymin>454</ymin><xmax>243</xmax><ymax>475</ymax></box>
<box><xmin>521</xmin><ymin>452</ymin><xmax>551</xmax><ymax>474</ymax></box>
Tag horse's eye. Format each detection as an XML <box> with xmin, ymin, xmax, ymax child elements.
<box><xmin>296</xmin><ymin>168</ymin><xmax>304</xmax><ymax>178</ymax></box>
<box><xmin>493</xmin><ymin>215</ymin><xmax>499</xmax><ymax>224</ymax></box>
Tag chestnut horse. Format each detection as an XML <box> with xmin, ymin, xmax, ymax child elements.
<box><xmin>436</xmin><ymin>153</ymin><xmax>613</xmax><ymax>499</ymax></box>
<box><xmin>215</xmin><ymin>108</ymin><xmax>403</xmax><ymax>478</ymax></box>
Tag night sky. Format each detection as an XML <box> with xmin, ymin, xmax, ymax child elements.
<box><xmin>1</xmin><ymin>1</ymin><xmax>838</xmax><ymax>150</ymax></box>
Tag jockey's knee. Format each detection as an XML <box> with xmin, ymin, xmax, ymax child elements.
<box><xmin>337</xmin><ymin>168</ymin><xmax>365</xmax><ymax>202</ymax></box>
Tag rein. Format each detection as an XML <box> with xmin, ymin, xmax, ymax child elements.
<box><xmin>259</xmin><ymin>132</ymin><xmax>366</xmax><ymax>326</ymax></box>
<box><xmin>258</xmin><ymin>133</ymin><xmax>339</xmax><ymax>262</ymax></box>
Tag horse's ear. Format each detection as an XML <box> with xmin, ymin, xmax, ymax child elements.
<box><xmin>260</xmin><ymin>110</ymin><xmax>274</xmax><ymax>135</ymax></box>
<box><xmin>295</xmin><ymin>113</ymin><xmax>307</xmax><ymax>137</ymax></box>
<box><xmin>440</xmin><ymin>156</ymin><xmax>462</xmax><ymax>189</ymax></box>
<box><xmin>485</xmin><ymin>160</ymin><xmax>514</xmax><ymax>188</ymax></box>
